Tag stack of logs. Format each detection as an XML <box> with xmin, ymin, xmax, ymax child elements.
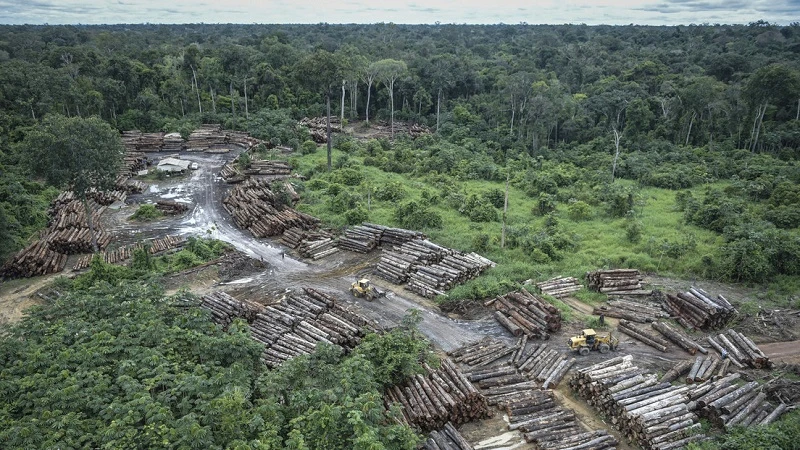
<box><xmin>450</xmin><ymin>339</ymin><xmax>616</xmax><ymax>450</ymax></box>
<box><xmin>506</xmin><ymin>390</ymin><xmax>617</xmax><ymax>450</ymax></box>
<box><xmin>535</xmin><ymin>276</ymin><xmax>582</xmax><ymax>298</ymax></box>
<box><xmin>587</xmin><ymin>269</ymin><xmax>650</xmax><ymax>295</ymax></box>
<box><xmin>72</xmin><ymin>235</ymin><xmax>187</xmax><ymax>270</ymax></box>
<box><xmin>118</xmin><ymin>178</ymin><xmax>147</xmax><ymax>193</ymax></box>
<box><xmin>409</xmin><ymin>123</ymin><xmax>432</xmax><ymax>138</ymax></box>
<box><xmin>617</xmin><ymin>320</ymin><xmax>670</xmax><ymax>352</ymax></box>
<box><xmin>243</xmin><ymin>159</ymin><xmax>292</xmax><ymax>176</ymax></box>
<box><xmin>485</xmin><ymin>290</ymin><xmax>562</xmax><ymax>338</ymax></box>
<box><xmin>364</xmin><ymin>222</ymin><xmax>426</xmax><ymax>246</ymax></box>
<box><xmin>200</xmin><ymin>291</ymin><xmax>265</xmax><ymax>328</ymax></box>
<box><xmin>706</xmin><ymin>329</ymin><xmax>772</xmax><ymax>369</ymax></box>
<box><xmin>662</xmin><ymin>287</ymin><xmax>737</xmax><ymax>330</ymax></box>
<box><xmin>337</xmin><ymin>224</ymin><xmax>383</xmax><ymax>253</ymax></box>
<box><xmin>46</xmin><ymin>197</ymin><xmax>113</xmax><ymax>254</ymax></box>
<box><xmin>299</xmin><ymin>117</ymin><xmax>341</xmax><ymax>143</ymax></box>
<box><xmin>186</xmin><ymin>124</ymin><xmax>226</xmax><ymax>151</ymax></box>
<box><xmin>282</xmin><ymin>228</ymin><xmax>339</xmax><ymax>260</ymax></box>
<box><xmin>682</xmin><ymin>356</ymin><xmax>726</xmax><ymax>383</ymax></box>
<box><xmin>220</xmin><ymin>162</ymin><xmax>246</xmax><ymax>183</ymax></box>
<box><xmin>687</xmin><ymin>373</ymin><xmax>788</xmax><ymax>430</ymax></box>
<box><xmin>406</xmin><ymin>252</ymin><xmax>496</xmax><ymax>299</ymax></box>
<box><xmin>0</xmin><ymin>240</ymin><xmax>67</xmax><ymax>278</ymax></box>
<box><xmin>155</xmin><ymin>199</ymin><xmax>189</xmax><ymax>215</ymax></box>
<box><xmin>448</xmin><ymin>337</ymin><xmax>515</xmax><ymax>369</ymax></box>
<box><xmin>570</xmin><ymin>355</ymin><xmax>707</xmax><ymax>450</ymax></box>
<box><xmin>385</xmin><ymin>358</ymin><xmax>488</xmax><ymax>431</ymax></box>
<box><xmin>594</xmin><ymin>298</ymin><xmax>669</xmax><ymax>323</ymax></box>
<box><xmin>422</xmin><ymin>423</ymin><xmax>474</xmax><ymax>450</ymax></box>
<box><xmin>163</xmin><ymin>132</ymin><xmax>184</xmax><ymax>152</ymax></box>
<box><xmin>652</xmin><ymin>321</ymin><xmax>708</xmax><ymax>355</ymax></box>
<box><xmin>223</xmin><ymin>178</ymin><xmax>320</xmax><ymax>238</ymax></box>
<box><xmin>244</xmin><ymin>288</ymin><xmax>374</xmax><ymax>367</ymax></box>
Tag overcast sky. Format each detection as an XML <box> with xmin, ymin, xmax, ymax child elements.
<box><xmin>0</xmin><ymin>0</ymin><xmax>797</xmax><ymax>26</ymax></box>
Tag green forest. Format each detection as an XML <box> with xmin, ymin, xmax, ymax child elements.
<box><xmin>0</xmin><ymin>22</ymin><xmax>799</xmax><ymax>449</ymax></box>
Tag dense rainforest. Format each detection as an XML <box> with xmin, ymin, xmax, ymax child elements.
<box><xmin>0</xmin><ymin>22</ymin><xmax>799</xmax><ymax>449</ymax></box>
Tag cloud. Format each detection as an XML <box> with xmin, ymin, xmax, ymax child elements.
<box><xmin>0</xmin><ymin>0</ymin><xmax>796</xmax><ymax>25</ymax></box>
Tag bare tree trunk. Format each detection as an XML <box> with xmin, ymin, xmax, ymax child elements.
<box><xmin>796</xmin><ymin>98</ymin><xmax>799</xmax><ymax>121</ymax></box>
<box><xmin>501</xmin><ymin>172</ymin><xmax>510</xmax><ymax>249</ymax></box>
<box><xmin>366</xmin><ymin>81</ymin><xmax>372</xmax><ymax>124</ymax></box>
<box><xmin>436</xmin><ymin>88</ymin><xmax>442</xmax><ymax>132</ymax></box>
<box><xmin>82</xmin><ymin>197</ymin><xmax>99</xmax><ymax>253</ymax></box>
<box><xmin>341</xmin><ymin>80</ymin><xmax>346</xmax><ymax>123</ymax></box>
<box><xmin>612</xmin><ymin>127</ymin><xmax>623</xmax><ymax>182</ymax></box>
<box><xmin>390</xmin><ymin>80</ymin><xmax>395</xmax><ymax>139</ymax></box>
<box><xmin>243</xmin><ymin>78</ymin><xmax>249</xmax><ymax>119</ymax></box>
<box><xmin>210</xmin><ymin>87</ymin><xmax>216</xmax><ymax>113</ymax></box>
<box><xmin>686</xmin><ymin>111</ymin><xmax>696</xmax><ymax>146</ymax></box>
<box><xmin>751</xmin><ymin>103</ymin><xmax>766</xmax><ymax>152</ymax></box>
<box><xmin>230</xmin><ymin>81</ymin><xmax>235</xmax><ymax>130</ymax></box>
<box><xmin>326</xmin><ymin>93</ymin><xmax>332</xmax><ymax>171</ymax></box>
<box><xmin>30</xmin><ymin>103</ymin><xmax>36</xmax><ymax>120</ymax></box>
<box><xmin>191</xmin><ymin>65</ymin><xmax>202</xmax><ymax>114</ymax></box>
<box><xmin>180</xmin><ymin>98</ymin><xmax>184</xmax><ymax>118</ymax></box>
<box><xmin>510</xmin><ymin>95</ymin><xmax>515</xmax><ymax>135</ymax></box>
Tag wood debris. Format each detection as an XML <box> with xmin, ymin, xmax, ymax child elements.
<box><xmin>485</xmin><ymin>290</ymin><xmax>562</xmax><ymax>339</ymax></box>
<box><xmin>155</xmin><ymin>199</ymin><xmax>189</xmax><ymax>215</ymax></box>
<box><xmin>594</xmin><ymin>298</ymin><xmax>669</xmax><ymax>323</ymax></box>
<box><xmin>662</xmin><ymin>287</ymin><xmax>737</xmax><ymax>330</ymax></box>
<box><xmin>652</xmin><ymin>321</ymin><xmax>708</xmax><ymax>355</ymax></box>
<box><xmin>337</xmin><ymin>224</ymin><xmax>383</xmax><ymax>253</ymax></box>
<box><xmin>688</xmin><ymin>374</ymin><xmax>787</xmax><ymax>430</ymax></box>
<box><xmin>570</xmin><ymin>355</ymin><xmax>707</xmax><ymax>450</ymax></box>
<box><xmin>219</xmin><ymin>162</ymin><xmax>246</xmax><ymax>183</ymax></box>
<box><xmin>587</xmin><ymin>269</ymin><xmax>651</xmax><ymax>296</ymax></box>
<box><xmin>385</xmin><ymin>357</ymin><xmax>489</xmax><ymax>432</ymax></box>
<box><xmin>299</xmin><ymin>117</ymin><xmax>341</xmax><ymax>143</ymax></box>
<box><xmin>243</xmin><ymin>159</ymin><xmax>292</xmax><ymax>176</ymax></box>
<box><xmin>535</xmin><ymin>276</ymin><xmax>582</xmax><ymax>298</ymax></box>
<box><xmin>706</xmin><ymin>329</ymin><xmax>772</xmax><ymax>369</ymax></box>
<box><xmin>617</xmin><ymin>320</ymin><xmax>671</xmax><ymax>352</ymax></box>
<box><xmin>422</xmin><ymin>422</ymin><xmax>473</xmax><ymax>450</ymax></box>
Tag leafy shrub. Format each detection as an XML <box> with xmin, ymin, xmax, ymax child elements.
<box><xmin>597</xmin><ymin>183</ymin><xmax>640</xmax><ymax>218</ymax></box>
<box><xmin>684</xmin><ymin>189</ymin><xmax>745</xmax><ymax>233</ymax></box>
<box><xmin>301</xmin><ymin>140</ymin><xmax>318</xmax><ymax>155</ymax></box>
<box><xmin>625</xmin><ymin>217</ymin><xmax>643</xmax><ymax>243</ymax></box>
<box><xmin>329</xmin><ymin>167</ymin><xmax>364</xmax><ymax>186</ymax></box>
<box><xmin>344</xmin><ymin>206</ymin><xmax>369</xmax><ymax>225</ymax></box>
<box><xmin>483</xmin><ymin>188</ymin><xmax>505</xmax><ymax>209</ymax></box>
<box><xmin>129</xmin><ymin>204</ymin><xmax>162</xmax><ymax>221</ymax></box>
<box><xmin>567</xmin><ymin>199</ymin><xmax>591</xmax><ymax>221</ymax></box>
<box><xmin>460</xmin><ymin>194</ymin><xmax>498</xmax><ymax>222</ymax></box>
<box><xmin>535</xmin><ymin>193</ymin><xmax>557</xmax><ymax>216</ymax></box>
<box><xmin>328</xmin><ymin>190</ymin><xmax>362</xmax><ymax>214</ymax></box>
<box><xmin>472</xmin><ymin>233</ymin><xmax>490</xmax><ymax>252</ymax></box>
<box><xmin>375</xmin><ymin>180</ymin><xmax>407</xmax><ymax>201</ymax></box>
<box><xmin>394</xmin><ymin>201</ymin><xmax>443</xmax><ymax>229</ymax></box>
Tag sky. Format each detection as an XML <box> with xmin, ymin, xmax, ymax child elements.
<box><xmin>0</xmin><ymin>0</ymin><xmax>797</xmax><ymax>26</ymax></box>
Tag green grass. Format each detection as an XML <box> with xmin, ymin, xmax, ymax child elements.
<box><xmin>291</xmin><ymin>148</ymin><xmax>760</xmax><ymax>305</ymax></box>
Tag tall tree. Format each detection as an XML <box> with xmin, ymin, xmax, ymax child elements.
<box><xmin>362</xmin><ymin>61</ymin><xmax>381</xmax><ymax>124</ymax></box>
<box><xmin>296</xmin><ymin>50</ymin><xmax>342</xmax><ymax>170</ymax></box>
<box><xmin>374</xmin><ymin>59</ymin><xmax>407</xmax><ymax>139</ymax></box>
<box><xmin>20</xmin><ymin>115</ymin><xmax>123</xmax><ymax>252</ymax></box>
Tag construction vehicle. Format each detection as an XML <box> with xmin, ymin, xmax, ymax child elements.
<box><xmin>349</xmin><ymin>278</ymin><xmax>385</xmax><ymax>301</ymax></box>
<box><xmin>569</xmin><ymin>329</ymin><xmax>619</xmax><ymax>356</ymax></box>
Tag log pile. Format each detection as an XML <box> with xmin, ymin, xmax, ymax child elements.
<box><xmin>586</xmin><ymin>269</ymin><xmax>650</xmax><ymax>295</ymax></box>
<box><xmin>121</xmin><ymin>150</ymin><xmax>148</xmax><ymax>174</ymax></box>
<box><xmin>682</xmin><ymin>356</ymin><xmax>724</xmax><ymax>383</ymax></box>
<box><xmin>219</xmin><ymin>162</ymin><xmax>246</xmax><ymax>183</ymax></box>
<box><xmin>409</xmin><ymin>123</ymin><xmax>432</xmax><ymax>138</ymax></box>
<box><xmin>299</xmin><ymin>117</ymin><xmax>341</xmax><ymax>143</ymax></box>
<box><xmin>662</xmin><ymin>287</ymin><xmax>737</xmax><ymax>330</ymax></box>
<box><xmin>186</xmin><ymin>124</ymin><xmax>226</xmax><ymax>151</ymax></box>
<box><xmin>688</xmin><ymin>374</ymin><xmax>788</xmax><ymax>429</ymax></box>
<box><xmin>223</xmin><ymin>178</ymin><xmax>320</xmax><ymax>238</ymax></box>
<box><xmin>375</xmin><ymin>250</ymin><xmax>419</xmax><ymax>283</ymax></box>
<box><xmin>706</xmin><ymin>329</ymin><xmax>772</xmax><ymax>369</ymax></box>
<box><xmin>0</xmin><ymin>240</ymin><xmax>67</xmax><ymax>278</ymax></box>
<box><xmin>118</xmin><ymin>178</ymin><xmax>147</xmax><ymax>193</ymax></box>
<box><xmin>448</xmin><ymin>337</ymin><xmax>516</xmax><ymax>369</ymax></box>
<box><xmin>652</xmin><ymin>321</ymin><xmax>708</xmax><ymax>355</ymax></box>
<box><xmin>515</xmin><ymin>343</ymin><xmax>576</xmax><ymax>389</ymax></box>
<box><xmin>200</xmin><ymin>291</ymin><xmax>265</xmax><ymax>328</ymax></box>
<box><xmin>617</xmin><ymin>320</ymin><xmax>670</xmax><ymax>352</ymax></box>
<box><xmin>47</xmin><ymin>227</ymin><xmax>113</xmax><ymax>254</ymax></box>
<box><xmin>385</xmin><ymin>357</ymin><xmax>488</xmax><ymax>431</ymax></box>
<box><xmin>406</xmin><ymin>252</ymin><xmax>495</xmax><ymax>299</ymax></box>
<box><xmin>422</xmin><ymin>422</ymin><xmax>474</xmax><ymax>450</ymax></box>
<box><xmin>298</xmin><ymin>235</ymin><xmax>339</xmax><ymax>260</ymax></box>
<box><xmin>485</xmin><ymin>289</ymin><xmax>562</xmax><ymax>338</ymax></box>
<box><xmin>248</xmin><ymin>288</ymin><xmax>375</xmax><ymax>368</ymax></box>
<box><xmin>72</xmin><ymin>235</ymin><xmax>187</xmax><ymax>270</ymax></box>
<box><xmin>121</xmin><ymin>130</ymin><xmax>143</xmax><ymax>152</ymax></box>
<box><xmin>155</xmin><ymin>199</ymin><xmax>189</xmax><ymax>215</ymax></box>
<box><xmin>162</xmin><ymin>132</ymin><xmax>184</xmax><ymax>152</ymax></box>
<box><xmin>570</xmin><ymin>355</ymin><xmax>707</xmax><ymax>450</ymax></box>
<box><xmin>337</xmin><ymin>224</ymin><xmax>383</xmax><ymax>253</ymax></box>
<box><xmin>46</xmin><ymin>197</ymin><xmax>113</xmax><ymax>254</ymax></box>
<box><xmin>535</xmin><ymin>276</ymin><xmax>582</xmax><ymax>298</ymax></box>
<box><xmin>243</xmin><ymin>159</ymin><xmax>292</xmax><ymax>176</ymax></box>
<box><xmin>594</xmin><ymin>298</ymin><xmax>669</xmax><ymax>323</ymax></box>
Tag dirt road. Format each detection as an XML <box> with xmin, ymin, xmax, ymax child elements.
<box><xmin>760</xmin><ymin>340</ymin><xmax>800</xmax><ymax>364</ymax></box>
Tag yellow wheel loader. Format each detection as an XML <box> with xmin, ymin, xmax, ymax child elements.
<box><xmin>569</xmin><ymin>329</ymin><xmax>619</xmax><ymax>356</ymax></box>
<box><xmin>349</xmin><ymin>278</ymin><xmax>385</xmax><ymax>301</ymax></box>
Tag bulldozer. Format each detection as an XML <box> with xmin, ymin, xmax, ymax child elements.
<box><xmin>569</xmin><ymin>329</ymin><xmax>619</xmax><ymax>356</ymax></box>
<box><xmin>349</xmin><ymin>278</ymin><xmax>385</xmax><ymax>301</ymax></box>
